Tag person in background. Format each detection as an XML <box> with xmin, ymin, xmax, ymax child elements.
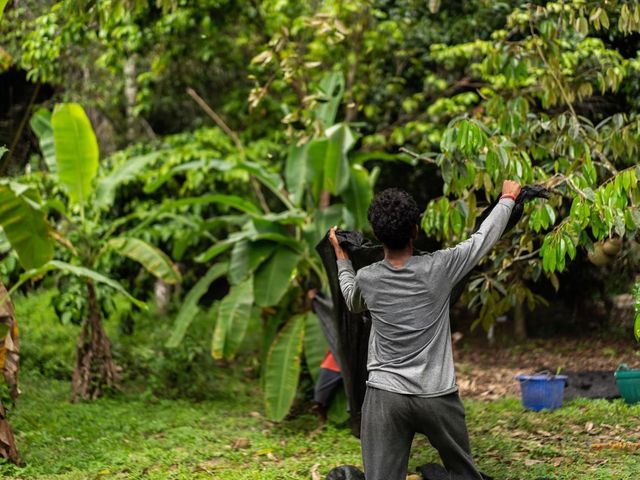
<box><xmin>308</xmin><ymin>289</ymin><xmax>343</xmax><ymax>424</ymax></box>
<box><xmin>328</xmin><ymin>180</ymin><xmax>521</xmax><ymax>480</ymax></box>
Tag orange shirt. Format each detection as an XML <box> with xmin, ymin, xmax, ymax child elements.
<box><xmin>321</xmin><ymin>351</ymin><xmax>340</xmax><ymax>372</ymax></box>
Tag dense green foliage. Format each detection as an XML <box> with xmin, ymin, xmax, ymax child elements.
<box><xmin>1</xmin><ymin>0</ymin><xmax>639</xmax><ymax>420</ymax></box>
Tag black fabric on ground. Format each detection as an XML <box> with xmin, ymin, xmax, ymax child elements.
<box><xmin>315</xmin><ymin>186</ymin><xmax>549</xmax><ymax>436</ymax></box>
<box><xmin>563</xmin><ymin>371</ymin><xmax>620</xmax><ymax>400</ymax></box>
<box><xmin>418</xmin><ymin>463</ymin><xmax>494</xmax><ymax>480</ymax></box>
<box><xmin>325</xmin><ymin>465</ymin><xmax>366</xmax><ymax>480</ymax></box>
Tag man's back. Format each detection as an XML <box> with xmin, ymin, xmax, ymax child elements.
<box><xmin>337</xmin><ymin>196</ymin><xmax>516</xmax><ymax>397</ymax></box>
<box><xmin>355</xmin><ymin>254</ymin><xmax>458</xmax><ymax>396</ymax></box>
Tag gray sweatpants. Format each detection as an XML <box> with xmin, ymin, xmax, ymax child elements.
<box><xmin>361</xmin><ymin>387</ymin><xmax>483</xmax><ymax>480</ymax></box>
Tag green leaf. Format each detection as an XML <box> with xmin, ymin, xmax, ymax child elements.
<box><xmin>285</xmin><ymin>143</ymin><xmax>309</xmax><ymax>207</ymax></box>
<box><xmin>195</xmin><ymin>227</ymin><xmax>259</xmax><ymax>264</ymax></box>
<box><xmin>30</xmin><ymin>108</ymin><xmax>57</xmax><ymax>173</ymax></box>
<box><xmin>0</xmin><ymin>182</ymin><xmax>54</xmax><ymax>270</ymax></box>
<box><xmin>635</xmin><ymin>313</ymin><xmax>640</xmax><ymax>342</ymax></box>
<box><xmin>235</xmin><ymin>160</ymin><xmax>284</xmax><ymax>196</ymax></box>
<box><xmin>327</xmin><ymin>385</ymin><xmax>350</xmax><ymax>424</ymax></box>
<box><xmin>144</xmin><ymin>158</ymin><xmax>231</xmax><ymax>194</ymax></box>
<box><xmin>9</xmin><ymin>260</ymin><xmax>145</xmax><ymax>309</ymax></box>
<box><xmin>166</xmin><ymin>262</ymin><xmax>228</xmax><ymax>348</ymax></box>
<box><xmin>0</xmin><ymin>0</ymin><xmax>8</xmax><ymax>21</ymax></box>
<box><xmin>161</xmin><ymin>194</ymin><xmax>260</xmax><ymax>215</ymax></box>
<box><xmin>321</xmin><ymin>124</ymin><xmax>355</xmax><ymax>195</ymax></box>
<box><xmin>228</xmin><ymin>240</ymin><xmax>275</xmax><ymax>286</ymax></box>
<box><xmin>342</xmin><ymin>164</ymin><xmax>373</xmax><ymax>230</ymax></box>
<box><xmin>212</xmin><ymin>277</ymin><xmax>254</xmax><ymax>359</ymax></box>
<box><xmin>307</xmin><ymin>138</ymin><xmax>328</xmax><ymax>202</ymax></box>
<box><xmin>264</xmin><ymin>314</ymin><xmax>305</xmax><ymax>421</ymax></box>
<box><xmin>303</xmin><ymin>311</ymin><xmax>329</xmax><ymax>383</ymax></box>
<box><xmin>254</xmin><ymin>247</ymin><xmax>301</xmax><ymax>307</ymax></box>
<box><xmin>545</xmin><ymin>204</ymin><xmax>556</xmax><ymax>225</ymax></box>
<box><xmin>95</xmin><ymin>152</ymin><xmax>161</xmax><ymax>208</ymax></box>
<box><xmin>315</xmin><ymin>71</ymin><xmax>345</xmax><ymax>128</ymax></box>
<box><xmin>106</xmin><ymin>237</ymin><xmax>181</xmax><ymax>284</ymax></box>
<box><xmin>51</xmin><ymin>103</ymin><xmax>99</xmax><ymax>207</ymax></box>
<box><xmin>226</xmin><ymin>305</ymin><xmax>260</xmax><ymax>359</ymax></box>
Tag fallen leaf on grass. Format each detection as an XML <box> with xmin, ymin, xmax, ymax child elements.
<box><xmin>311</xmin><ymin>463</ymin><xmax>321</xmax><ymax>480</ymax></box>
<box><xmin>524</xmin><ymin>459</ymin><xmax>542</xmax><ymax>466</ymax></box>
<box><xmin>585</xmin><ymin>421</ymin><xmax>594</xmax><ymax>432</ymax></box>
<box><xmin>591</xmin><ymin>441</ymin><xmax>640</xmax><ymax>451</ymax></box>
<box><xmin>231</xmin><ymin>438</ymin><xmax>250</xmax><ymax>450</ymax></box>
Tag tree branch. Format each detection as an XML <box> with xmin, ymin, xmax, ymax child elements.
<box><xmin>186</xmin><ymin>87</ymin><xmax>270</xmax><ymax>213</ymax></box>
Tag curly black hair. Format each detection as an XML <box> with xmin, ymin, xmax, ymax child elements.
<box><xmin>367</xmin><ymin>188</ymin><xmax>421</xmax><ymax>249</ymax></box>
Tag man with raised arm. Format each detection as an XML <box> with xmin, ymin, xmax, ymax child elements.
<box><xmin>328</xmin><ymin>180</ymin><xmax>521</xmax><ymax>480</ymax></box>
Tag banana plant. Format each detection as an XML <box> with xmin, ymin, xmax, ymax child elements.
<box><xmin>1</xmin><ymin>104</ymin><xmax>181</xmax><ymax>401</ymax></box>
<box><xmin>162</xmin><ymin>73</ymin><xmax>408</xmax><ymax>421</ymax></box>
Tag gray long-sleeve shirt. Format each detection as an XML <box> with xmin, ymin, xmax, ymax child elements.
<box><xmin>337</xmin><ymin>197</ymin><xmax>515</xmax><ymax>397</ymax></box>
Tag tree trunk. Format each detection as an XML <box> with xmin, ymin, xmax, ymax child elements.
<box><xmin>0</xmin><ymin>401</ymin><xmax>21</xmax><ymax>465</ymax></box>
<box><xmin>154</xmin><ymin>278</ymin><xmax>171</xmax><ymax>315</ymax></box>
<box><xmin>319</xmin><ymin>191</ymin><xmax>331</xmax><ymax>209</ymax></box>
<box><xmin>513</xmin><ymin>299</ymin><xmax>527</xmax><ymax>340</ymax></box>
<box><xmin>0</xmin><ymin>282</ymin><xmax>21</xmax><ymax>465</ymax></box>
<box><xmin>124</xmin><ymin>55</ymin><xmax>138</xmax><ymax>143</ymax></box>
<box><xmin>71</xmin><ymin>281</ymin><xmax>119</xmax><ymax>402</ymax></box>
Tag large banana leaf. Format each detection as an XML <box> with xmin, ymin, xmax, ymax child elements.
<box><xmin>307</xmin><ymin>124</ymin><xmax>354</xmax><ymax>197</ymax></box>
<box><xmin>0</xmin><ymin>182</ymin><xmax>54</xmax><ymax>270</ymax></box>
<box><xmin>166</xmin><ymin>262</ymin><xmax>228</xmax><ymax>347</ymax></box>
<box><xmin>253</xmin><ymin>247</ymin><xmax>301</xmax><ymax>307</ymax></box>
<box><xmin>5</xmin><ymin>260</ymin><xmax>146</xmax><ymax>309</ymax></box>
<box><xmin>324</xmin><ymin>123</ymin><xmax>355</xmax><ymax>195</ymax></box>
<box><xmin>211</xmin><ymin>277</ymin><xmax>253</xmax><ymax>359</ymax></box>
<box><xmin>315</xmin><ymin>72</ymin><xmax>345</xmax><ymax>129</ymax></box>
<box><xmin>264</xmin><ymin>314</ymin><xmax>305</xmax><ymax>421</ymax></box>
<box><xmin>95</xmin><ymin>152</ymin><xmax>161</xmax><ymax>208</ymax></box>
<box><xmin>342</xmin><ymin>164</ymin><xmax>373</xmax><ymax>230</ymax></box>
<box><xmin>225</xmin><ymin>305</ymin><xmax>260</xmax><ymax>359</ymax></box>
<box><xmin>29</xmin><ymin>108</ymin><xmax>57</xmax><ymax>173</ymax></box>
<box><xmin>0</xmin><ymin>0</ymin><xmax>7</xmax><ymax>21</ymax></box>
<box><xmin>306</xmin><ymin>138</ymin><xmax>327</xmax><ymax>202</ymax></box>
<box><xmin>285</xmin><ymin>143</ymin><xmax>309</xmax><ymax>207</ymax></box>
<box><xmin>106</xmin><ymin>237</ymin><xmax>181</xmax><ymax>284</ymax></box>
<box><xmin>303</xmin><ymin>310</ymin><xmax>329</xmax><ymax>383</ymax></box>
<box><xmin>228</xmin><ymin>240</ymin><xmax>275</xmax><ymax>286</ymax></box>
<box><xmin>51</xmin><ymin>103</ymin><xmax>99</xmax><ymax>207</ymax></box>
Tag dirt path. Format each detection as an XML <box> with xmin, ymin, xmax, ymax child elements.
<box><xmin>454</xmin><ymin>337</ymin><xmax>640</xmax><ymax>400</ymax></box>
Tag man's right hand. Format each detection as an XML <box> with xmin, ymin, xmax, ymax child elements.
<box><xmin>501</xmin><ymin>180</ymin><xmax>521</xmax><ymax>200</ymax></box>
<box><xmin>329</xmin><ymin>226</ymin><xmax>349</xmax><ymax>260</ymax></box>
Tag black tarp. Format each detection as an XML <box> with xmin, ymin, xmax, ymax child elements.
<box><xmin>315</xmin><ymin>186</ymin><xmax>549</xmax><ymax>436</ymax></box>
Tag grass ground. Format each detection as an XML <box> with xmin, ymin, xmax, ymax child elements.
<box><xmin>1</xmin><ymin>368</ymin><xmax>639</xmax><ymax>479</ymax></box>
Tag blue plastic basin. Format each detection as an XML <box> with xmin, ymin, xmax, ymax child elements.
<box><xmin>516</xmin><ymin>374</ymin><xmax>568</xmax><ymax>411</ymax></box>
